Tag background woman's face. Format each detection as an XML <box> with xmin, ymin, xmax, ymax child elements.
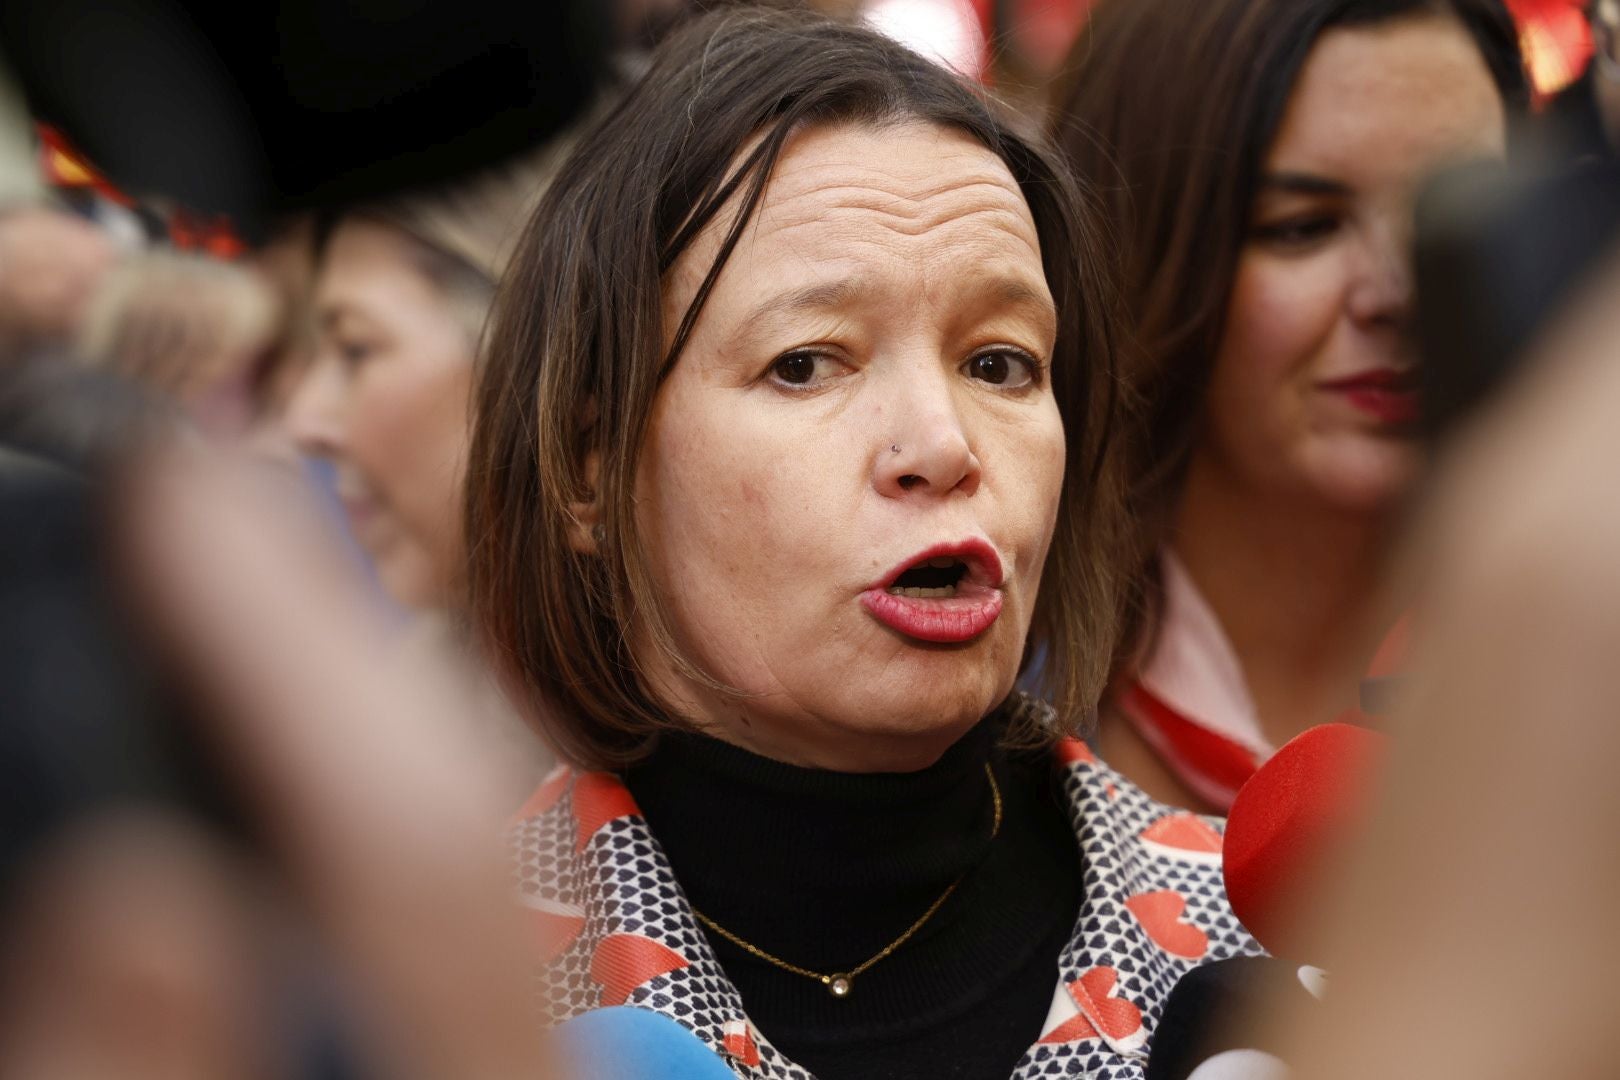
<box><xmin>634</xmin><ymin>121</ymin><xmax>1066</xmax><ymax>771</ymax></box>
<box><xmin>1201</xmin><ymin>14</ymin><xmax>1506</xmax><ymax>511</ymax></box>
<box><xmin>286</xmin><ymin>221</ymin><xmax>475</xmax><ymax>609</ymax></box>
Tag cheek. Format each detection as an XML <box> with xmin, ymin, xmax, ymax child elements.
<box><xmin>641</xmin><ymin>388</ymin><xmax>793</xmax><ymax>608</ymax></box>
<box><xmin>350</xmin><ymin>354</ymin><xmax>473</xmax><ymax>526</ymax></box>
<box><xmin>1004</xmin><ymin>402</ymin><xmax>1066</xmax><ymax>577</ymax></box>
<box><xmin>1216</xmin><ymin>256</ymin><xmax>1344</xmax><ymax>405</ymax></box>
<box><xmin>635</xmin><ymin>374</ymin><xmax>915</xmax><ymax>708</ymax></box>
<box><xmin>639</xmin><ymin>387</ymin><xmax>848</xmax><ymax>603</ymax></box>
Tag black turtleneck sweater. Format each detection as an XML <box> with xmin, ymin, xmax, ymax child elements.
<box><xmin>622</xmin><ymin>715</ymin><xmax>1084</xmax><ymax>1080</ymax></box>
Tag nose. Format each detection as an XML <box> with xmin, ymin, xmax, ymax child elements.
<box><xmin>873</xmin><ymin>376</ymin><xmax>981</xmax><ymax>500</ymax></box>
<box><xmin>1346</xmin><ymin>217</ymin><xmax>1414</xmax><ymax>331</ymax></box>
<box><xmin>281</xmin><ymin>353</ymin><xmax>347</xmax><ymax>460</ymax></box>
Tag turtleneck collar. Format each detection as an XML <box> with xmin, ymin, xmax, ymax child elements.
<box><xmin>625</xmin><ymin>714</ymin><xmax>1001</xmax><ymax>962</ymax></box>
<box><xmin>620</xmin><ymin>701</ymin><xmax>1082</xmax><ymax>1051</ymax></box>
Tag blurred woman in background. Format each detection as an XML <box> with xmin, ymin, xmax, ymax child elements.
<box><xmin>1051</xmin><ymin>0</ymin><xmax>1527</xmax><ymax>811</ymax></box>
<box><xmin>283</xmin><ymin>166</ymin><xmax>550</xmax><ymax>610</ymax></box>
<box><xmin>281</xmin><ymin>153</ymin><xmax>582</xmax><ymax>794</ymax></box>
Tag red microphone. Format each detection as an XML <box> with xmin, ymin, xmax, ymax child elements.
<box><xmin>1221</xmin><ymin>722</ymin><xmax>1386</xmax><ymax>958</ymax></box>
<box><xmin>1145</xmin><ymin>723</ymin><xmax>1388</xmax><ymax>1079</ymax></box>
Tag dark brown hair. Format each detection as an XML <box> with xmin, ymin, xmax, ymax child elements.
<box><xmin>465</xmin><ymin>5</ymin><xmax>1127</xmax><ymax>768</ymax></box>
<box><xmin>1049</xmin><ymin>0</ymin><xmax>1528</xmax><ymax>656</ymax></box>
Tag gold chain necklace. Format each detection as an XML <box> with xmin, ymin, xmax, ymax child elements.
<box><xmin>690</xmin><ymin>762</ymin><xmax>1003</xmax><ymax>999</ymax></box>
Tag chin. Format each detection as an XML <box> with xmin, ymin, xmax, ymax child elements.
<box><xmin>376</xmin><ymin>551</ymin><xmax>451</xmax><ymax>612</ymax></box>
<box><xmin>1299</xmin><ymin>435</ymin><xmax>1420</xmax><ymax>513</ymax></box>
<box><xmin>833</xmin><ymin>652</ymin><xmax>1013</xmax><ymax>735</ymax></box>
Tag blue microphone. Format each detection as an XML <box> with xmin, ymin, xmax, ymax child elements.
<box><xmin>557</xmin><ymin>1007</ymin><xmax>739</xmax><ymax>1080</ymax></box>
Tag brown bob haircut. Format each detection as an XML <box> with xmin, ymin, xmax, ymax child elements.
<box><xmin>466</xmin><ymin>5</ymin><xmax>1126</xmax><ymax>769</ymax></box>
<box><xmin>1049</xmin><ymin>0</ymin><xmax>1528</xmax><ymax>651</ymax></box>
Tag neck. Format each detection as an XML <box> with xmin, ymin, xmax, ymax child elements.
<box><xmin>1172</xmin><ymin>452</ymin><xmax>1399</xmax><ymax>746</ymax></box>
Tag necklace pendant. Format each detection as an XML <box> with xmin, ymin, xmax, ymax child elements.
<box><xmin>827</xmin><ymin>974</ymin><xmax>853</xmax><ymax>998</ymax></box>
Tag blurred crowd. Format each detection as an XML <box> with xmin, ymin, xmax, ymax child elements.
<box><xmin>2</xmin><ymin>1</ymin><xmax>1620</xmax><ymax>1078</ymax></box>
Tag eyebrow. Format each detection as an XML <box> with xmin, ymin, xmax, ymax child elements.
<box><xmin>1258</xmin><ymin>171</ymin><xmax>1352</xmax><ymax>197</ymax></box>
<box><xmin>987</xmin><ymin>277</ymin><xmax>1055</xmax><ymax>314</ymax></box>
<box><xmin>317</xmin><ymin>305</ymin><xmax>352</xmax><ymax>334</ymax></box>
<box><xmin>317</xmin><ymin>302</ymin><xmax>381</xmax><ymax>339</ymax></box>
<box><xmin>740</xmin><ymin>280</ymin><xmax>863</xmax><ymax>331</ymax></box>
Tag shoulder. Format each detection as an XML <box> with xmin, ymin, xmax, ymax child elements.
<box><xmin>1007</xmin><ymin>736</ymin><xmax>1261</xmax><ymax>1076</ymax></box>
<box><xmin>507</xmin><ymin>765</ymin><xmax>813</xmax><ymax>1077</ymax></box>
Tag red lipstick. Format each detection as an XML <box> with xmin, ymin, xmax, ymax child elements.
<box><xmin>859</xmin><ymin>539</ymin><xmax>1004</xmax><ymax>644</ymax></box>
<box><xmin>1319</xmin><ymin>369</ymin><xmax>1419</xmax><ymax>426</ymax></box>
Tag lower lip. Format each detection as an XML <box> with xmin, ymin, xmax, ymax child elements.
<box><xmin>859</xmin><ymin>581</ymin><xmax>1004</xmax><ymax>644</ymax></box>
<box><xmin>1326</xmin><ymin>385</ymin><xmax>1419</xmax><ymax>425</ymax></box>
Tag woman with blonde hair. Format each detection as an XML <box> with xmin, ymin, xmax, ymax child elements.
<box><xmin>282</xmin><ymin>148</ymin><xmax>579</xmax><ymax>792</ymax></box>
<box><xmin>284</xmin><ymin>153</ymin><xmax>564</xmax><ymax>610</ymax></box>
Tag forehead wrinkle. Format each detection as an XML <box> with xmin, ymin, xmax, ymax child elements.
<box><xmin>766</xmin><ymin>205</ymin><xmax>1042</xmax><ymax>251</ymax></box>
<box><xmin>672</xmin><ymin>124</ymin><xmax>1050</xmax><ymax>355</ymax></box>
<box><xmin>758</xmin><ymin>174</ymin><xmax>1039</xmax><ymax>240</ymax></box>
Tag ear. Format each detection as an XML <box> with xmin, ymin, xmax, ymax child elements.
<box><xmin>566</xmin><ymin>445</ymin><xmax>604</xmax><ymax>555</ymax></box>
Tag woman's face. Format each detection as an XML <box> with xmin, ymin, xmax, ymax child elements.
<box><xmin>633</xmin><ymin>121</ymin><xmax>1066</xmax><ymax>771</ymax></box>
<box><xmin>285</xmin><ymin>220</ymin><xmax>476</xmax><ymax>609</ymax></box>
<box><xmin>1200</xmin><ymin>14</ymin><xmax>1506</xmax><ymax>511</ymax></box>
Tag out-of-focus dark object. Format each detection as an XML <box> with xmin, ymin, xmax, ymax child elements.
<box><xmin>0</xmin><ymin>0</ymin><xmax>611</xmax><ymax>238</ymax></box>
<box><xmin>1579</xmin><ymin>0</ymin><xmax>1620</xmax><ymax>148</ymax></box>
<box><xmin>1145</xmin><ymin>956</ymin><xmax>1303</xmax><ymax>1080</ymax></box>
<box><xmin>1415</xmin><ymin>146</ymin><xmax>1620</xmax><ymax>442</ymax></box>
<box><xmin>1417</xmin><ymin>0</ymin><xmax>1620</xmax><ymax>442</ymax></box>
<box><xmin>0</xmin><ymin>363</ymin><xmax>247</xmax><ymax>901</ymax></box>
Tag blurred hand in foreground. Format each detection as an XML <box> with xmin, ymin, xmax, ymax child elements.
<box><xmin>0</xmin><ymin>207</ymin><xmax>115</xmax><ymax>353</ymax></box>
<box><xmin>0</xmin><ymin>447</ymin><xmax>553</xmax><ymax>1079</ymax></box>
<box><xmin>1274</xmin><ymin>253</ymin><xmax>1620</xmax><ymax>1078</ymax></box>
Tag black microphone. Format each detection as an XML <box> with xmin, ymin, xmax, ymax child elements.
<box><xmin>1146</xmin><ymin>956</ymin><xmax>1321</xmax><ymax>1080</ymax></box>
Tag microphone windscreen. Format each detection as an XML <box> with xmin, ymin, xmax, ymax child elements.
<box><xmin>557</xmin><ymin>1007</ymin><xmax>739</xmax><ymax>1080</ymax></box>
<box><xmin>1222</xmin><ymin>723</ymin><xmax>1385</xmax><ymax>957</ymax></box>
<box><xmin>1146</xmin><ymin>957</ymin><xmax>1307</xmax><ymax>1080</ymax></box>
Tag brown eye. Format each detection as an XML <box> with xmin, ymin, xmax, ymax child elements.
<box><xmin>1251</xmin><ymin>215</ymin><xmax>1340</xmax><ymax>248</ymax></box>
<box><xmin>772</xmin><ymin>351</ymin><xmax>817</xmax><ymax>385</ymax></box>
<box><xmin>768</xmin><ymin>350</ymin><xmax>853</xmax><ymax>390</ymax></box>
<box><xmin>964</xmin><ymin>350</ymin><xmax>1037</xmax><ymax>389</ymax></box>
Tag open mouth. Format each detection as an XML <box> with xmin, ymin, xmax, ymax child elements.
<box><xmin>887</xmin><ymin>556</ymin><xmax>971</xmax><ymax>599</ymax></box>
<box><xmin>860</xmin><ymin>540</ymin><xmax>1005</xmax><ymax>644</ymax></box>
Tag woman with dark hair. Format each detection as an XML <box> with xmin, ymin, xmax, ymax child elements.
<box><xmin>472</xmin><ymin>7</ymin><xmax>1255</xmax><ymax>1078</ymax></box>
<box><xmin>1051</xmin><ymin>0</ymin><xmax>1528</xmax><ymax>811</ymax></box>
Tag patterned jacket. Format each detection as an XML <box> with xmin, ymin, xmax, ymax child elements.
<box><xmin>510</xmin><ymin>736</ymin><xmax>1262</xmax><ymax>1079</ymax></box>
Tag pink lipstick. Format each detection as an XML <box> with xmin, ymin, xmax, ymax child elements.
<box><xmin>859</xmin><ymin>539</ymin><xmax>1004</xmax><ymax>644</ymax></box>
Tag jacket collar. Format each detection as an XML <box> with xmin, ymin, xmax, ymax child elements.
<box><xmin>510</xmin><ymin>711</ymin><xmax>1259</xmax><ymax>1079</ymax></box>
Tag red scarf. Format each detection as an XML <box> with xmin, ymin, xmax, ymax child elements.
<box><xmin>1117</xmin><ymin>552</ymin><xmax>1412</xmax><ymax>813</ymax></box>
